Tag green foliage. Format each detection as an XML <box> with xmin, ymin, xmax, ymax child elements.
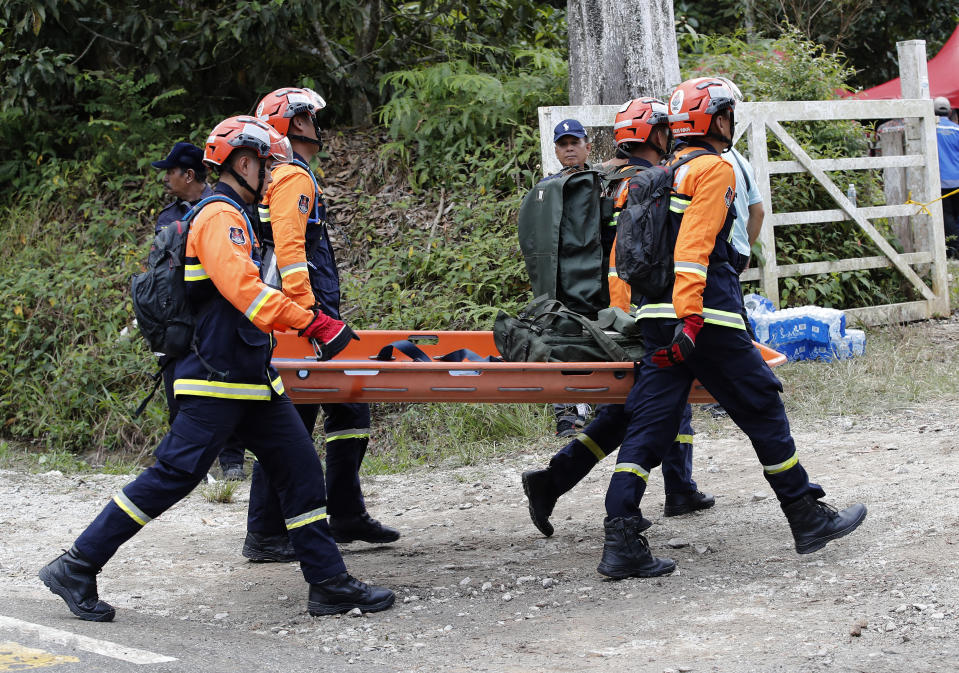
<box><xmin>200</xmin><ymin>479</ymin><xmax>240</xmax><ymax>503</ymax></box>
<box><xmin>0</xmin><ymin>72</ymin><xmax>185</xmax><ymax>453</ymax></box>
<box><xmin>364</xmin><ymin>402</ymin><xmax>552</xmax><ymax>473</ymax></box>
<box><xmin>378</xmin><ymin>45</ymin><xmax>567</xmax><ymax>194</ymax></box>
<box><xmin>344</xmin><ymin>197</ymin><xmax>532</xmax><ymax>330</ymax></box>
<box><xmin>674</xmin><ymin>1</ymin><xmax>957</xmax><ymax>92</ymax></box>
<box><xmin>681</xmin><ymin>29</ymin><xmax>913</xmax><ymax>310</ymax></box>
<box><xmin>680</xmin><ymin>28</ymin><xmax>856</xmax><ymax>101</ymax></box>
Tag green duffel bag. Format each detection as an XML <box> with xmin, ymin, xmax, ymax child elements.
<box><xmin>517</xmin><ymin>170</ymin><xmax>612</xmax><ymax>318</ymax></box>
<box><xmin>493</xmin><ymin>295</ymin><xmax>646</xmax><ymax>363</ymax></box>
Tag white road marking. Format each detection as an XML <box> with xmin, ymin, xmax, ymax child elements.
<box><xmin>0</xmin><ymin>616</ymin><xmax>177</xmax><ymax>665</ymax></box>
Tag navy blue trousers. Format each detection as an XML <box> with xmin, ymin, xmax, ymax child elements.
<box><xmin>162</xmin><ymin>360</ymin><xmax>246</xmax><ymax>469</ymax></box>
<box><xmin>545</xmin><ymin>403</ymin><xmax>697</xmax><ymax>497</ymax></box>
<box><xmin>248</xmin><ymin>402</ymin><xmax>370</xmax><ymax>535</ymax></box>
<box><xmin>606</xmin><ymin>321</ymin><xmax>823</xmax><ymax>518</ymax></box>
<box><xmin>74</xmin><ymin>396</ymin><xmax>346</xmax><ymax>583</ymax></box>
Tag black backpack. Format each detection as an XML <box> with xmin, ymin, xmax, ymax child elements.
<box><xmin>131</xmin><ymin>194</ymin><xmax>252</xmax><ymax>358</ymax></box>
<box><xmin>614</xmin><ymin>150</ymin><xmax>710</xmax><ymax>299</ymax></box>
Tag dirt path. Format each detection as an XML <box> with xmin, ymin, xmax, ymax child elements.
<box><xmin>3</xmin><ymin>402</ymin><xmax>959</xmax><ymax>672</ymax></box>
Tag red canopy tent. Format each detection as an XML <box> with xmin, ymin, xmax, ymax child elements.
<box><xmin>843</xmin><ymin>25</ymin><xmax>959</xmax><ymax>108</ymax></box>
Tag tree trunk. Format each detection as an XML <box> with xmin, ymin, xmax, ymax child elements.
<box><xmin>567</xmin><ymin>0</ymin><xmax>681</xmax><ymax>105</ymax></box>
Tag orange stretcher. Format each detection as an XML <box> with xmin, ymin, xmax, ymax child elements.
<box><xmin>272</xmin><ymin>330</ymin><xmax>786</xmax><ymax>405</ymax></box>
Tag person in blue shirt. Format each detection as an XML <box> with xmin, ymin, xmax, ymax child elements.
<box><xmin>151</xmin><ymin>142</ymin><xmax>247</xmax><ymax>480</ymax></box>
<box><xmin>934</xmin><ymin>97</ymin><xmax>959</xmax><ymax>258</ymax></box>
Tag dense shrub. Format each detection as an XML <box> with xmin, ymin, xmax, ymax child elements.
<box><xmin>0</xmin><ymin>73</ymin><xmax>191</xmax><ymax>453</ymax></box>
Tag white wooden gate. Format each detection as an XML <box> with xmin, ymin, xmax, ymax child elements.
<box><xmin>537</xmin><ymin>41</ymin><xmax>949</xmax><ymax>325</ymax></box>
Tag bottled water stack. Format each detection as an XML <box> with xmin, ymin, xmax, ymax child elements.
<box><xmin>742</xmin><ymin>294</ymin><xmax>865</xmax><ymax>362</ymax></box>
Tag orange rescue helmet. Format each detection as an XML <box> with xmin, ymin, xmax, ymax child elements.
<box><xmin>667</xmin><ymin>77</ymin><xmax>738</xmax><ymax>141</ymax></box>
<box><xmin>613</xmin><ymin>97</ymin><xmax>670</xmax><ymax>147</ymax></box>
<box><xmin>203</xmin><ymin>115</ymin><xmax>292</xmax><ymax>169</ymax></box>
<box><xmin>256</xmin><ymin>87</ymin><xmax>327</xmax><ymax>148</ymax></box>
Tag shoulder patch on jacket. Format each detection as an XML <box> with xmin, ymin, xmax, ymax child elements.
<box><xmin>724</xmin><ymin>186</ymin><xmax>734</xmax><ymax>209</ymax></box>
<box><xmin>298</xmin><ymin>194</ymin><xmax>310</xmax><ymax>213</ymax></box>
<box><xmin>229</xmin><ymin>226</ymin><xmax>246</xmax><ymax>245</ymax></box>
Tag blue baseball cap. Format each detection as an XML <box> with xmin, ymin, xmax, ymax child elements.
<box><xmin>553</xmin><ymin>118</ymin><xmax>587</xmax><ymax>143</ymax></box>
<box><xmin>151</xmin><ymin>142</ymin><xmax>205</xmax><ymax>172</ymax></box>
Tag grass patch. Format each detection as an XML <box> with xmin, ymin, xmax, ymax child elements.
<box><xmin>776</xmin><ymin>320</ymin><xmax>959</xmax><ymax>423</ymax></box>
<box><xmin>363</xmin><ymin>402</ymin><xmax>553</xmax><ymax>474</ymax></box>
<box><xmin>200</xmin><ymin>479</ymin><xmax>240</xmax><ymax>504</ymax></box>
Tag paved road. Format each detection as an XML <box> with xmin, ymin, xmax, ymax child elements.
<box><xmin>1</xmin><ymin>597</ymin><xmax>396</xmax><ymax>673</ymax></box>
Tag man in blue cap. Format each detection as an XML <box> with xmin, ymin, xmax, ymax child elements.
<box><xmin>152</xmin><ymin>142</ymin><xmax>215</xmax><ymax>233</ymax></box>
<box><xmin>545</xmin><ymin>118</ymin><xmax>593</xmax><ymax>181</ymax></box>
<box><xmin>535</xmin><ymin>119</ymin><xmax>595</xmax><ymax>436</ymax></box>
<box><xmin>151</xmin><ymin>142</ymin><xmax>246</xmax><ymax>481</ymax></box>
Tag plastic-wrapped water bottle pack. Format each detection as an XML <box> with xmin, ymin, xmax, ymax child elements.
<box><xmin>743</xmin><ymin>294</ymin><xmax>866</xmax><ymax>362</ymax></box>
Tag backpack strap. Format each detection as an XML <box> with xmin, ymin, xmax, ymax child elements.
<box><xmin>289</xmin><ymin>158</ymin><xmax>321</xmax><ymax>196</ymax></box>
<box><xmin>186</xmin><ymin>195</ymin><xmax>257</xmax><ymax>258</ymax></box>
<box><xmin>132</xmin><ymin>358</ymin><xmax>174</xmax><ymax>418</ymax></box>
<box><xmin>373</xmin><ymin>340</ymin><xmax>502</xmax><ymax>363</ymax></box>
<box><xmin>534</xmin><ymin>309</ymin><xmax>629</xmax><ymax>362</ymax></box>
<box><xmin>669</xmin><ymin>149</ymin><xmax>714</xmax><ymax>172</ymax></box>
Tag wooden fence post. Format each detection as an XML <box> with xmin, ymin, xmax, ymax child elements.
<box><xmin>898</xmin><ymin>41</ymin><xmax>932</xmax><ymax>259</ymax></box>
<box><xmin>898</xmin><ymin>39</ymin><xmax>949</xmax><ymax>315</ymax></box>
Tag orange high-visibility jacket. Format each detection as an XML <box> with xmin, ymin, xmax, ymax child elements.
<box><xmin>173</xmin><ymin>189</ymin><xmax>314</xmax><ymax>401</ymax></box>
<box><xmin>634</xmin><ymin>144</ymin><xmax>747</xmax><ymax>330</ymax></box>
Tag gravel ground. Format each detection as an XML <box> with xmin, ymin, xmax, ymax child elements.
<box><xmin>3</xmin><ymin>400</ymin><xmax>959</xmax><ymax>672</ymax></box>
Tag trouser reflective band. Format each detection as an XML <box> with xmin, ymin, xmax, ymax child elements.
<box><xmin>112</xmin><ymin>491</ymin><xmax>152</xmax><ymax>526</ymax></box>
<box><xmin>327</xmin><ymin>428</ymin><xmax>371</xmax><ymax>442</ymax></box>
<box><xmin>675</xmin><ymin>434</ymin><xmax>694</xmax><ymax>444</ymax></box>
<box><xmin>286</xmin><ymin>506</ymin><xmax>327</xmax><ymax>530</ymax></box>
<box><xmin>174</xmin><ymin>379</ymin><xmax>272</xmax><ymax>400</ymax></box>
<box><xmin>763</xmin><ymin>453</ymin><xmax>799</xmax><ymax>474</ymax></box>
<box><xmin>614</xmin><ymin>462</ymin><xmax>650</xmax><ymax>482</ymax></box>
<box><xmin>576</xmin><ymin>432</ymin><xmax>606</xmax><ymax>461</ymax></box>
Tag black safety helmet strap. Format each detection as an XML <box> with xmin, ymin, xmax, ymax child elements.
<box><xmin>226</xmin><ymin>156</ymin><xmax>267</xmax><ymax>204</ymax></box>
<box><xmin>287</xmin><ymin>113</ymin><xmax>323</xmax><ymax>150</ymax></box>
<box><xmin>706</xmin><ymin>107</ymin><xmax>735</xmax><ymax>151</ymax></box>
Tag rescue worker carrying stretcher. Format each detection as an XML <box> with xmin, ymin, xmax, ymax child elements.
<box><xmin>241</xmin><ymin>87</ymin><xmax>398</xmax><ymax>562</ymax></box>
<box><xmin>596</xmin><ymin>77</ymin><xmax>867</xmax><ymax>580</ymax></box>
<box><xmin>522</xmin><ymin>101</ymin><xmax>714</xmax><ymax>538</ymax></box>
<box><xmin>38</xmin><ymin>115</ymin><xmax>395</xmax><ymax>621</ymax></box>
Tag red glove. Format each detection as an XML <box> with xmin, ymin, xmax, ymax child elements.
<box><xmin>651</xmin><ymin>314</ymin><xmax>704</xmax><ymax>368</ymax></box>
<box><xmin>298</xmin><ymin>311</ymin><xmax>359</xmax><ymax>361</ymax></box>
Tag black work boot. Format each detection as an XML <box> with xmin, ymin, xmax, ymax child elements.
<box><xmin>330</xmin><ymin>512</ymin><xmax>400</xmax><ymax>544</ymax></box>
<box><xmin>664</xmin><ymin>490</ymin><xmax>716</xmax><ymax>517</ymax></box>
<box><xmin>522</xmin><ymin>469</ymin><xmax>558</xmax><ymax>537</ymax></box>
<box><xmin>782</xmin><ymin>495</ymin><xmax>867</xmax><ymax>554</ymax></box>
<box><xmin>39</xmin><ymin>546</ymin><xmax>115</xmax><ymax>622</ymax></box>
<box><xmin>242</xmin><ymin>531</ymin><xmax>296</xmax><ymax>562</ymax></box>
<box><xmin>597</xmin><ymin>516</ymin><xmax>676</xmax><ymax>579</ymax></box>
<box><xmin>307</xmin><ymin>573</ymin><xmax>395</xmax><ymax>616</ymax></box>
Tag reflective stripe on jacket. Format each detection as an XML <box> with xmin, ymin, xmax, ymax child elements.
<box><xmin>174</xmin><ymin>183</ymin><xmax>314</xmax><ymax>401</ymax></box>
<box><xmin>636</xmin><ymin>142</ymin><xmax>745</xmax><ymax>329</ymax></box>
<box><xmin>258</xmin><ymin>157</ymin><xmax>341</xmax><ymax>319</ymax></box>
